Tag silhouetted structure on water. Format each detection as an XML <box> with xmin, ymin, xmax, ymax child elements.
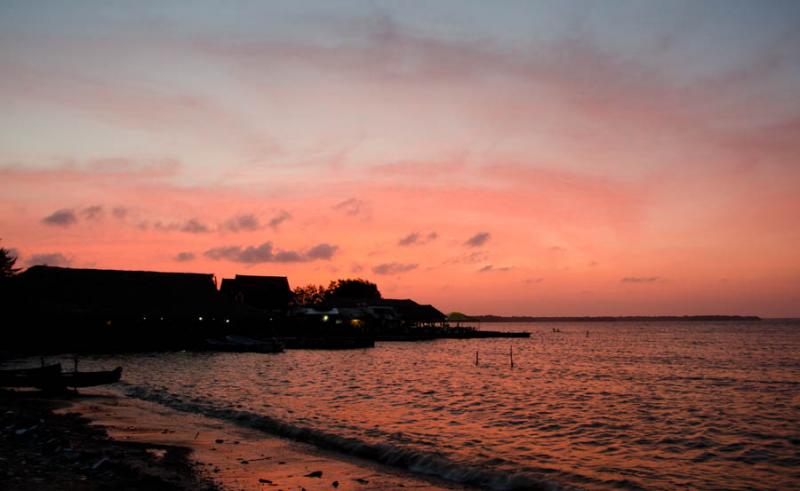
<box><xmin>377</xmin><ymin>299</ymin><xmax>447</xmax><ymax>327</ymax></box>
<box><xmin>220</xmin><ymin>275</ymin><xmax>292</xmax><ymax>313</ymax></box>
<box><xmin>2</xmin><ymin>265</ymin><xmax>479</xmax><ymax>354</ymax></box>
<box><xmin>5</xmin><ymin>266</ymin><xmax>225</xmax><ymax>352</ymax></box>
<box><xmin>20</xmin><ymin>265</ymin><xmax>219</xmax><ymax>319</ymax></box>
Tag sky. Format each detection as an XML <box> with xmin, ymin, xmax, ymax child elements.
<box><xmin>1</xmin><ymin>0</ymin><xmax>799</xmax><ymax>316</ymax></box>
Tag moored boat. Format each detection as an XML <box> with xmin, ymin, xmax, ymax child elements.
<box><xmin>0</xmin><ymin>363</ymin><xmax>122</xmax><ymax>389</ymax></box>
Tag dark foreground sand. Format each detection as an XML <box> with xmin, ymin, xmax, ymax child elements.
<box><xmin>0</xmin><ymin>389</ymin><xmax>217</xmax><ymax>490</ymax></box>
<box><xmin>2</xmin><ymin>388</ymin><xmax>463</xmax><ymax>491</ymax></box>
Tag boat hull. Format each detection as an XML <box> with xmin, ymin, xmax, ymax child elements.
<box><xmin>0</xmin><ymin>364</ymin><xmax>122</xmax><ymax>389</ymax></box>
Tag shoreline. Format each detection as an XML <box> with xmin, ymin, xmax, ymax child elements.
<box><xmin>7</xmin><ymin>387</ymin><xmax>467</xmax><ymax>491</ymax></box>
<box><xmin>0</xmin><ymin>389</ymin><xmax>217</xmax><ymax>490</ymax></box>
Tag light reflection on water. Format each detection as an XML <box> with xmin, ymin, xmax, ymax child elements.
<box><xmin>73</xmin><ymin>321</ymin><xmax>800</xmax><ymax>489</ymax></box>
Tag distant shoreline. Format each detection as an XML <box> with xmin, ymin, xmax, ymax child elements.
<box><xmin>458</xmin><ymin>315</ymin><xmax>763</xmax><ymax>323</ymax></box>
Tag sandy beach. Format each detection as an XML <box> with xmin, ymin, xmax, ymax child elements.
<box><xmin>3</xmin><ymin>387</ymin><xmax>464</xmax><ymax>491</ymax></box>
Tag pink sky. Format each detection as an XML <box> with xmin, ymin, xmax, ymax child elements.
<box><xmin>1</xmin><ymin>2</ymin><xmax>799</xmax><ymax>316</ymax></box>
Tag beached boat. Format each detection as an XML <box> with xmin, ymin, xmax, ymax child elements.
<box><xmin>0</xmin><ymin>364</ymin><xmax>122</xmax><ymax>389</ymax></box>
<box><xmin>60</xmin><ymin>366</ymin><xmax>123</xmax><ymax>388</ymax></box>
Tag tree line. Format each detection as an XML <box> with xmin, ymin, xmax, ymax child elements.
<box><xmin>293</xmin><ymin>278</ymin><xmax>381</xmax><ymax>306</ymax></box>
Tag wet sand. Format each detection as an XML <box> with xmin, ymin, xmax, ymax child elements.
<box><xmin>65</xmin><ymin>389</ymin><xmax>464</xmax><ymax>491</ymax></box>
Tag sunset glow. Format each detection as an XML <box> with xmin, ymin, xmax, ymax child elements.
<box><xmin>1</xmin><ymin>1</ymin><xmax>799</xmax><ymax>316</ymax></box>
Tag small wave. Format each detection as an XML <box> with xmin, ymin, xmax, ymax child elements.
<box><xmin>121</xmin><ymin>383</ymin><xmax>568</xmax><ymax>491</ymax></box>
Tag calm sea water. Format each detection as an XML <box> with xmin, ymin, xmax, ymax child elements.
<box><xmin>58</xmin><ymin>321</ymin><xmax>800</xmax><ymax>489</ymax></box>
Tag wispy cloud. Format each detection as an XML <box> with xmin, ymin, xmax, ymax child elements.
<box><xmin>621</xmin><ymin>276</ymin><xmax>662</xmax><ymax>283</ymax></box>
<box><xmin>464</xmin><ymin>232</ymin><xmax>491</xmax><ymax>247</ymax></box>
<box><xmin>268</xmin><ymin>210</ymin><xmax>291</xmax><ymax>229</ymax></box>
<box><xmin>81</xmin><ymin>205</ymin><xmax>103</xmax><ymax>221</ymax></box>
<box><xmin>174</xmin><ymin>252</ymin><xmax>195</xmax><ymax>262</ymax></box>
<box><xmin>180</xmin><ymin>219</ymin><xmax>210</xmax><ymax>234</ymax></box>
<box><xmin>42</xmin><ymin>209</ymin><xmax>77</xmax><ymax>227</ymax></box>
<box><xmin>333</xmin><ymin>198</ymin><xmax>365</xmax><ymax>216</ymax></box>
<box><xmin>111</xmin><ymin>207</ymin><xmax>129</xmax><ymax>220</ymax></box>
<box><xmin>398</xmin><ymin>231</ymin><xmax>438</xmax><ymax>246</ymax></box>
<box><xmin>204</xmin><ymin>241</ymin><xmax>338</xmax><ymax>263</ymax></box>
<box><xmin>445</xmin><ymin>251</ymin><xmax>489</xmax><ymax>265</ymax></box>
<box><xmin>372</xmin><ymin>262</ymin><xmax>418</xmax><ymax>275</ymax></box>
<box><xmin>305</xmin><ymin>243</ymin><xmax>338</xmax><ymax>260</ymax></box>
<box><xmin>478</xmin><ymin>264</ymin><xmax>512</xmax><ymax>273</ymax></box>
<box><xmin>398</xmin><ymin>232</ymin><xmax>420</xmax><ymax>246</ymax></box>
<box><xmin>154</xmin><ymin>218</ymin><xmax>211</xmax><ymax>234</ymax></box>
<box><xmin>222</xmin><ymin>214</ymin><xmax>261</xmax><ymax>232</ymax></box>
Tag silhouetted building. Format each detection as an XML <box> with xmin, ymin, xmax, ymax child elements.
<box><xmin>376</xmin><ymin>299</ymin><xmax>448</xmax><ymax>327</ymax></box>
<box><xmin>18</xmin><ymin>265</ymin><xmax>219</xmax><ymax>320</ymax></box>
<box><xmin>220</xmin><ymin>274</ymin><xmax>292</xmax><ymax>313</ymax></box>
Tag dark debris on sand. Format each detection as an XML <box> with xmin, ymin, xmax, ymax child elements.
<box><xmin>0</xmin><ymin>389</ymin><xmax>218</xmax><ymax>491</ymax></box>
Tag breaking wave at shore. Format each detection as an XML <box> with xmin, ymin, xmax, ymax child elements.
<box><xmin>121</xmin><ymin>382</ymin><xmax>586</xmax><ymax>491</ymax></box>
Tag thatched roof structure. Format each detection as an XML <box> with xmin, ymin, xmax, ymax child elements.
<box><xmin>377</xmin><ymin>299</ymin><xmax>447</xmax><ymax>324</ymax></box>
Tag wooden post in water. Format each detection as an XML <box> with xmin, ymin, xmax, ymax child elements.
<box><xmin>509</xmin><ymin>345</ymin><xmax>514</xmax><ymax>368</ymax></box>
<box><xmin>475</xmin><ymin>350</ymin><xmax>479</xmax><ymax>367</ymax></box>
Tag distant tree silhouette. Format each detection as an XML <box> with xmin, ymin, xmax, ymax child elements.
<box><xmin>293</xmin><ymin>278</ymin><xmax>382</xmax><ymax>306</ymax></box>
<box><xmin>325</xmin><ymin>278</ymin><xmax>381</xmax><ymax>303</ymax></box>
<box><xmin>293</xmin><ymin>284</ymin><xmax>327</xmax><ymax>306</ymax></box>
<box><xmin>0</xmin><ymin>243</ymin><xmax>21</xmax><ymax>316</ymax></box>
<box><xmin>0</xmin><ymin>242</ymin><xmax>20</xmax><ymax>279</ymax></box>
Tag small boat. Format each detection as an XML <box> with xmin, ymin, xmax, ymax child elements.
<box><xmin>0</xmin><ymin>363</ymin><xmax>62</xmax><ymax>387</ymax></box>
<box><xmin>0</xmin><ymin>363</ymin><xmax>122</xmax><ymax>389</ymax></box>
<box><xmin>60</xmin><ymin>367</ymin><xmax>123</xmax><ymax>388</ymax></box>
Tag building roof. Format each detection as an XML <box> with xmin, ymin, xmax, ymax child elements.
<box><xmin>19</xmin><ymin>265</ymin><xmax>219</xmax><ymax>314</ymax></box>
<box><xmin>220</xmin><ymin>274</ymin><xmax>292</xmax><ymax>310</ymax></box>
